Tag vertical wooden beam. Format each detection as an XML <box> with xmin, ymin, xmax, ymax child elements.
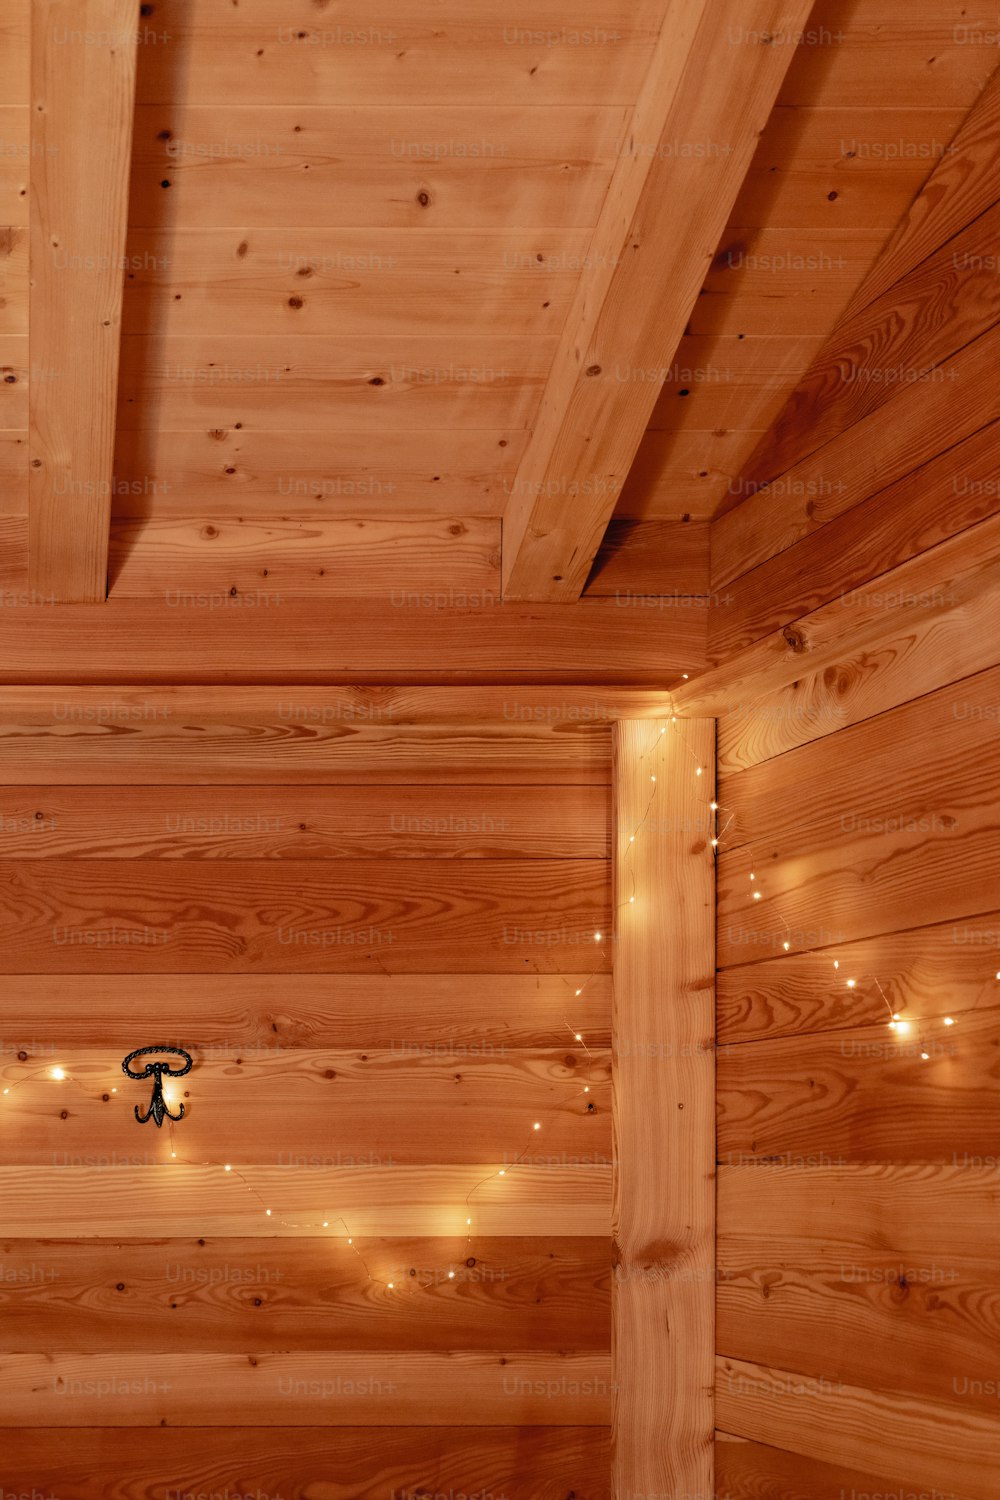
<box><xmin>29</xmin><ymin>0</ymin><xmax>139</xmax><ymax>601</ymax></box>
<box><xmin>613</xmin><ymin>719</ymin><xmax>715</xmax><ymax>1496</ymax></box>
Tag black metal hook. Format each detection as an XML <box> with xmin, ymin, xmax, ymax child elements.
<box><xmin>122</xmin><ymin>1045</ymin><xmax>193</xmax><ymax>1128</ymax></box>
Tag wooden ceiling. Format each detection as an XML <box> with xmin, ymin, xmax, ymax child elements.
<box><xmin>2</xmin><ymin>0</ymin><xmax>998</xmax><ymax>638</ymax></box>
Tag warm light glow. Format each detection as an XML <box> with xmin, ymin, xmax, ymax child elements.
<box><xmin>709</xmin><ymin>802</ymin><xmax>718</xmax><ymax>811</ymax></box>
<box><xmin>846</xmin><ymin>979</ymin><xmax>856</xmax><ymax>989</ymax></box>
<box><xmin>944</xmin><ymin>1017</ymin><xmax>955</xmax><ymax>1026</ymax></box>
<box><xmin>224</xmin><ymin>1164</ymin><xmax>232</xmax><ymax>1172</ymax></box>
<box><xmin>575</xmin><ymin>1033</ymin><xmax>583</xmax><ymax>1042</ymax></box>
<box><xmin>833</xmin><ymin>960</ymin><xmax>840</xmax><ymax>970</ymax></box>
<box><xmin>323</xmin><ymin>1221</ymin><xmax>329</xmax><ymax>1227</ymax></box>
<box><xmin>696</xmin><ymin>767</ymin><xmax>703</xmax><ymax>777</ymax></box>
<box><xmin>650</xmin><ymin>774</ymin><xmax>656</xmax><ymax>783</ymax></box>
<box><xmin>920</xmin><ymin>1052</ymin><xmax>929</xmax><ymax>1061</ymax></box>
<box><xmin>629</xmin><ymin>895</ymin><xmax>635</xmax><ymax>903</ymax></box>
<box><xmin>498</xmin><ymin>1169</ymin><xmax>505</xmax><ymax>1176</ymax></box>
<box><xmin>387</xmin><ymin>1282</ymin><xmax>394</xmax><ymax>1290</ymax></box>
<box><xmin>265</xmin><ymin>1209</ymin><xmax>272</xmax><ymax>1217</ymax></box>
<box><xmin>752</xmin><ymin>891</ymin><xmax>762</xmax><ymax>901</ymax></box>
<box><xmin>895</xmin><ymin>1021</ymin><xmax>911</xmax><ymax>1035</ymax></box>
<box><xmin>584</xmin><ymin>1086</ymin><xmax>590</xmax><ymax>1093</ymax></box>
<box><xmin>533</xmin><ymin>1122</ymin><xmax>541</xmax><ymax>1131</ymax></box>
<box><xmin>575</xmin><ymin>988</ymin><xmax>582</xmax><ymax>996</ymax></box>
<box><xmin>51</xmin><ymin>1067</ymin><xmax>65</xmax><ymax>1080</ymax></box>
<box><xmin>594</xmin><ymin>932</ymin><xmax>602</xmax><ymax>942</ymax></box>
<box><xmin>711</xmin><ymin>838</ymin><xmax>719</xmax><ymax>848</ymax></box>
<box><xmin>783</xmin><ymin>941</ymin><xmax>790</xmax><ymax>952</ymax></box>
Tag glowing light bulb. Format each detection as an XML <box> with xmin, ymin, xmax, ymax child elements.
<box><xmin>348</xmin><ymin>1238</ymin><xmax>353</xmax><ymax>1245</ymax></box>
<box><xmin>749</xmin><ymin>872</ymin><xmax>755</xmax><ymax>882</ymax></box>
<box><xmin>51</xmin><ymin>1067</ymin><xmax>65</xmax><ymax>1080</ymax></box>
<box><xmin>448</xmin><ymin>1270</ymin><xmax>455</xmax><ymax>1280</ymax></box>
<box><xmin>265</xmin><ymin>1209</ymin><xmax>272</xmax><ymax>1217</ymax></box>
<box><xmin>696</xmin><ymin>766</ymin><xmax>703</xmax><ymax>777</ymax></box>
<box><xmin>920</xmin><ymin>1052</ymin><xmax>929</xmax><ymax>1061</ymax></box>
<box><xmin>711</xmin><ymin>838</ymin><xmax>719</xmax><ymax>848</ymax></box>
<box><xmin>833</xmin><ymin>961</ymin><xmax>840</xmax><ymax>970</ymax></box>
<box><xmin>650</xmin><ymin>774</ymin><xmax>656</xmax><ymax>783</ymax></box>
<box><xmin>846</xmin><ymin>979</ymin><xmax>856</xmax><ymax>989</ymax></box>
<box><xmin>323</xmin><ymin>1221</ymin><xmax>329</xmax><ymax>1227</ymax></box>
<box><xmin>752</xmin><ymin>891</ymin><xmax>762</xmax><ymax>901</ymax></box>
<box><xmin>387</xmin><ymin>1282</ymin><xmax>394</xmax><ymax>1290</ymax></box>
<box><xmin>533</xmin><ymin>1122</ymin><xmax>541</xmax><ymax>1131</ymax></box>
<box><xmin>783</xmin><ymin>941</ymin><xmax>790</xmax><ymax>952</ymax></box>
<box><xmin>594</xmin><ymin>932</ymin><xmax>602</xmax><ymax>942</ymax></box>
<box><xmin>629</xmin><ymin>895</ymin><xmax>635</xmax><ymax>903</ymax></box>
<box><xmin>575</xmin><ymin>988</ymin><xmax>582</xmax><ymax>996</ymax></box>
<box><xmin>709</xmin><ymin>802</ymin><xmax>718</xmax><ymax>811</ymax></box>
<box><xmin>660</xmin><ymin>727</ymin><xmax>666</xmax><ymax>735</ymax></box>
<box><xmin>575</xmin><ymin>1033</ymin><xmax>583</xmax><ymax>1042</ymax></box>
<box><xmin>944</xmin><ymin>1016</ymin><xmax>955</xmax><ymax>1026</ymax></box>
<box><xmin>498</xmin><ymin>1169</ymin><xmax>505</xmax><ymax>1176</ymax></box>
<box><xmin>895</xmin><ymin>1021</ymin><xmax>911</xmax><ymax>1035</ymax></box>
<box><xmin>629</xmin><ymin>835</ymin><xmax>635</xmax><ymax>844</ymax></box>
<box><xmin>466</xmin><ymin>1218</ymin><xmax>471</xmax><ymax>1227</ymax></box>
<box><xmin>224</xmin><ymin>1164</ymin><xmax>232</xmax><ymax>1172</ymax></box>
<box><xmin>584</xmin><ymin>1086</ymin><xmax>590</xmax><ymax>1093</ymax></box>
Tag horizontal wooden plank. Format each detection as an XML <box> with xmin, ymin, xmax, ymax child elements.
<box><xmin>717</xmin><ymin>1354</ymin><xmax>1000</xmax><ymax>1500</ymax></box>
<box><xmin>108</xmin><ymin>515</ymin><xmax>501</xmax><ymax>597</ymax></box>
<box><xmin>0</xmin><ymin>1425</ymin><xmax>612</xmax><ymax>1499</ymax></box>
<box><xmin>0</xmin><ymin>972</ymin><xmax>614</xmax><ymax>1050</ymax></box>
<box><xmin>692</xmin><ymin>226</ymin><xmax>886</xmax><ymax>339</ymax></box>
<box><xmin>710</xmin><ymin>415</ymin><xmax>1000</xmax><ymax>659</ymax></box>
<box><xmin>134</xmin><ymin>0</ymin><xmax>661</xmax><ymax>106</ymax></box>
<box><xmin>718</xmin><ymin>1003</ymin><xmax>1000</xmax><ymax>1164</ymax></box>
<box><xmin>120</xmin><ymin>228</ymin><xmax>588</xmax><ymax>339</ymax></box>
<box><xmin>0</xmin><ymin>1163</ymin><xmax>612</xmax><ymax>1236</ymax></box>
<box><xmin>718</xmin><ymin>1171</ymin><xmax>1000</xmax><ymax>1410</ymax></box>
<box><xmin>0</xmin><ymin>1235</ymin><xmax>610</xmax><ymax>1353</ymax></box>
<box><xmin>111</xmin><ymin>425</ymin><xmax>526</xmax><ymax>517</ymax></box>
<box><xmin>717</xmin><ymin>911</ymin><xmax>1000</xmax><ymax>1043</ymax></box>
<box><xmin>646</xmin><ymin>333</ymin><xmax>824</xmax><ymax>434</ymax></box>
<box><xmin>0</xmin><ymin>857</ymin><xmax>610</xmax><ymax>972</ymax></box>
<box><xmin>0</xmin><ymin>784</ymin><xmax>608</xmax><ymax>858</ymax></box>
<box><xmin>117</xmin><ymin>335</ymin><xmax>554</xmax><ymax>432</ymax></box>
<box><xmin>584</xmin><ymin>519</ymin><xmax>710</xmax><ymax>598</ymax></box>
<box><xmin>0</xmin><ymin>602</ymin><xmax>707</xmax><ymax>683</ymax></box>
<box><xmin>130</xmin><ymin>105</ymin><xmax>623</xmax><ymax>231</ymax></box>
<box><xmin>719</xmin><ymin>1161</ymin><xmax>1000</xmax><ymax>1259</ymax></box>
<box><xmin>778</xmin><ymin>15</ymin><xmax>999</xmax><ymax>110</ymax></box>
<box><xmin>615</xmin><ymin>427</ymin><xmax>765</xmax><ymax>521</ymax></box>
<box><xmin>0</xmin><ymin>1350</ymin><xmax>612</xmax><ymax>1425</ymax></box>
<box><xmin>0</xmin><ymin>687</ymin><xmax>660</xmax><ymax>781</ymax></box>
<box><xmin>716</xmin><ymin>1434</ymin><xmax>985</xmax><ymax>1500</ymax></box>
<box><xmin>717</xmin><ymin>664</ymin><xmax>1000</xmax><ymax>960</ymax></box>
<box><xmin>0</xmin><ymin>1043</ymin><xmax>611</xmax><ymax>1165</ymax></box>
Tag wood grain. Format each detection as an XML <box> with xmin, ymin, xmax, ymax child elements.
<box><xmin>0</xmin><ymin>857</ymin><xmax>610</xmax><ymax>972</ymax></box>
<box><xmin>0</xmin><ymin>1350</ymin><xmax>613</xmax><ymax>1426</ymax></box>
<box><xmin>0</xmin><ymin>599</ymin><xmax>707</xmax><ymax>683</ymax></box>
<box><xmin>111</xmin><ymin>425</ymin><xmax>526</xmax><ymax>518</ymax></box>
<box><xmin>716</xmin><ymin>1434</ymin><xmax>981</xmax><ymax>1500</ymax></box>
<box><xmin>109</xmin><ymin>515</ymin><xmax>502</xmax><ymax>598</ymax></box>
<box><xmin>0</xmin><ymin>1425</ymin><xmax>613</xmax><ymax>1499</ymax></box>
<box><xmin>0</xmin><ymin>784</ymin><xmax>608</xmax><ymax>858</ymax></box>
<box><xmin>0</xmin><ymin>1042</ymin><xmax>611</xmax><ymax>1165</ymax></box>
<box><xmin>0</xmin><ymin>1163</ymin><xmax>611</xmax><ymax>1236</ymax></box>
<box><xmin>28</xmin><ymin>0</ymin><xmax>138</xmax><ymax>601</ymax></box>
<box><xmin>0</xmin><ymin>1236</ymin><xmax>611</xmax><ymax>1353</ymax></box>
<box><xmin>717</xmin><ymin>1354</ymin><xmax>1000</xmax><ymax>1500</ymax></box>
<box><xmin>612</xmin><ymin>720</ymin><xmax>716</xmax><ymax>1496</ymax></box>
<box><xmin>0</xmin><ymin>971</ymin><xmax>613</xmax><ymax>1051</ymax></box>
<box><xmin>710</xmin><ymin>415</ymin><xmax>1000</xmax><ymax>659</ymax></box>
<box><xmin>134</xmin><ymin>0</ymin><xmax>661</xmax><ymax>106</ymax></box>
<box><xmin>717</xmin><ymin>910</ymin><xmax>1000</xmax><ymax>1044</ymax></box>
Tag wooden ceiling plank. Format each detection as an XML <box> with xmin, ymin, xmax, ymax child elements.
<box><xmin>500</xmin><ymin>0</ymin><xmax>814</xmax><ymax>601</ymax></box>
<box><xmin>28</xmin><ymin>0</ymin><xmax>138</xmax><ymax>602</ymax></box>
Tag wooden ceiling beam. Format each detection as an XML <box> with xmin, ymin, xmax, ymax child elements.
<box><xmin>500</xmin><ymin>0</ymin><xmax>814</xmax><ymax>601</ymax></box>
<box><xmin>28</xmin><ymin>0</ymin><xmax>139</xmax><ymax>602</ymax></box>
<box><xmin>0</xmin><ymin>596</ymin><xmax>704</xmax><ymax>684</ymax></box>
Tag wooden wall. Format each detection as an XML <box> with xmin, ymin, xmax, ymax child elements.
<box><xmin>0</xmin><ymin>693</ymin><xmax>614</xmax><ymax>1494</ymax></box>
<box><xmin>709</xmin><ymin>71</ymin><xmax>1000</xmax><ymax>1491</ymax></box>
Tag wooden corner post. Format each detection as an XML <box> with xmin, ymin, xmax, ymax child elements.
<box><xmin>612</xmin><ymin>719</ymin><xmax>716</xmax><ymax>1497</ymax></box>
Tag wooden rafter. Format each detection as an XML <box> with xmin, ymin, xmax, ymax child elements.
<box><xmin>500</xmin><ymin>0</ymin><xmax>814</xmax><ymax>601</ymax></box>
<box><xmin>28</xmin><ymin>0</ymin><xmax>138</xmax><ymax>602</ymax></box>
